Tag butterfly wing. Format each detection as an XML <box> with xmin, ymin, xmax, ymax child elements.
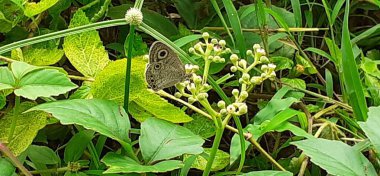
<box><xmin>149</xmin><ymin>41</ymin><xmax>185</xmax><ymax>71</ymax></box>
<box><xmin>145</xmin><ymin>61</ymin><xmax>186</xmax><ymax>91</ymax></box>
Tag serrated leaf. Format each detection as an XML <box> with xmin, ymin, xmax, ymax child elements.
<box><xmin>184</xmin><ymin>113</ymin><xmax>215</xmax><ymax>139</ymax></box>
<box><xmin>91</xmin><ymin>58</ymin><xmax>192</xmax><ymax>123</ymax></box>
<box><xmin>24</xmin><ymin>0</ymin><xmax>59</xmax><ymax>17</ymax></box>
<box><xmin>91</xmin><ymin>58</ymin><xmax>146</xmax><ymax>103</ymax></box>
<box><xmin>270</xmin><ymin>56</ymin><xmax>293</xmax><ymax>71</ymax></box>
<box><xmin>63</xmin><ymin>10</ymin><xmax>109</xmax><ymax>77</ymax></box>
<box><xmin>140</xmin><ymin>117</ymin><xmax>204</xmax><ymax>164</ymax></box>
<box><xmin>358</xmin><ymin>106</ymin><xmax>380</xmax><ymax>158</ymax></box>
<box><xmin>102</xmin><ymin>153</ymin><xmax>183</xmax><ymax>174</ymax></box>
<box><xmin>292</xmin><ymin>138</ymin><xmax>377</xmax><ymax>176</ymax></box>
<box><xmin>185</xmin><ymin>148</ymin><xmax>229</xmax><ymax>171</ymax></box>
<box><xmin>12</xmin><ymin>30</ymin><xmax>64</xmax><ymax>66</ymax></box>
<box><xmin>28</xmin><ymin>99</ymin><xmax>131</xmax><ymax>144</ymax></box>
<box><xmin>0</xmin><ymin>102</ymin><xmax>48</xmax><ymax>156</ymax></box>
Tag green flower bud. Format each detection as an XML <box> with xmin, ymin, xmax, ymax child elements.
<box><xmin>230</xmin><ymin>66</ymin><xmax>237</xmax><ymax>72</ymax></box>
<box><xmin>232</xmin><ymin>89</ymin><xmax>239</xmax><ymax>97</ymax></box>
<box><xmin>211</xmin><ymin>38</ymin><xmax>218</xmax><ymax>44</ymax></box>
<box><xmin>174</xmin><ymin>92</ymin><xmax>182</xmax><ymax>98</ymax></box>
<box><xmin>217</xmin><ymin>100</ymin><xmax>226</xmax><ymax>109</ymax></box>
<box><xmin>202</xmin><ymin>32</ymin><xmax>210</xmax><ymax>40</ymax></box>
<box><xmin>240</xmin><ymin>91</ymin><xmax>248</xmax><ymax>100</ymax></box>
<box><xmin>242</xmin><ymin>73</ymin><xmax>250</xmax><ymax>81</ymax></box>
<box><xmin>260</xmin><ymin>56</ymin><xmax>269</xmax><ymax>63</ymax></box>
<box><xmin>219</xmin><ymin>40</ymin><xmax>226</xmax><ymax>47</ymax></box>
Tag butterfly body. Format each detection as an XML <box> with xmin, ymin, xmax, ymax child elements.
<box><xmin>145</xmin><ymin>41</ymin><xmax>187</xmax><ymax>91</ymax></box>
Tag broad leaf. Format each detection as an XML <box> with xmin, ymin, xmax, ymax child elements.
<box><xmin>184</xmin><ymin>113</ymin><xmax>215</xmax><ymax>139</ymax></box>
<box><xmin>0</xmin><ymin>102</ymin><xmax>47</xmax><ymax>156</ymax></box>
<box><xmin>27</xmin><ymin>145</ymin><xmax>60</xmax><ymax>165</ymax></box>
<box><xmin>64</xmin><ymin>130</ymin><xmax>95</xmax><ymax>163</ymax></box>
<box><xmin>28</xmin><ymin>99</ymin><xmax>131</xmax><ymax>144</ymax></box>
<box><xmin>140</xmin><ymin>117</ymin><xmax>204</xmax><ymax>164</ymax></box>
<box><xmin>102</xmin><ymin>153</ymin><xmax>183</xmax><ymax>174</ymax></box>
<box><xmin>281</xmin><ymin>78</ymin><xmax>306</xmax><ymax>99</ymax></box>
<box><xmin>63</xmin><ymin>10</ymin><xmax>109</xmax><ymax>77</ymax></box>
<box><xmin>0</xmin><ymin>61</ymin><xmax>77</xmax><ymax>100</ymax></box>
<box><xmin>24</xmin><ymin>0</ymin><xmax>59</xmax><ymax>17</ymax></box>
<box><xmin>0</xmin><ymin>157</ymin><xmax>15</xmax><ymax>175</ymax></box>
<box><xmin>358</xmin><ymin>106</ymin><xmax>380</xmax><ymax>158</ymax></box>
<box><xmin>292</xmin><ymin>138</ymin><xmax>377</xmax><ymax>176</ymax></box>
<box><xmin>239</xmin><ymin>170</ymin><xmax>293</xmax><ymax>176</ymax></box>
<box><xmin>185</xmin><ymin>148</ymin><xmax>229</xmax><ymax>171</ymax></box>
<box><xmin>12</xmin><ymin>31</ymin><xmax>64</xmax><ymax>66</ymax></box>
<box><xmin>254</xmin><ymin>87</ymin><xmax>297</xmax><ymax>125</ymax></box>
<box><xmin>91</xmin><ymin>58</ymin><xmax>192</xmax><ymax>123</ymax></box>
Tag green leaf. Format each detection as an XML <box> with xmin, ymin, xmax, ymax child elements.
<box><xmin>91</xmin><ymin>58</ymin><xmax>146</xmax><ymax>103</ymax></box>
<box><xmin>28</xmin><ymin>99</ymin><xmax>131</xmax><ymax>144</ymax></box>
<box><xmin>185</xmin><ymin>148</ymin><xmax>229</xmax><ymax>171</ymax></box>
<box><xmin>358</xmin><ymin>106</ymin><xmax>380</xmax><ymax>158</ymax></box>
<box><xmin>184</xmin><ymin>113</ymin><xmax>215</xmax><ymax>139</ymax></box>
<box><xmin>130</xmin><ymin>91</ymin><xmax>193</xmax><ymax>123</ymax></box>
<box><xmin>12</xmin><ymin>30</ymin><xmax>64</xmax><ymax>66</ymax></box>
<box><xmin>254</xmin><ymin>96</ymin><xmax>298</xmax><ymax>125</ymax></box>
<box><xmin>63</xmin><ymin>10</ymin><xmax>110</xmax><ymax>77</ymax></box>
<box><xmin>0</xmin><ymin>102</ymin><xmax>47</xmax><ymax>156</ymax></box>
<box><xmin>0</xmin><ymin>67</ymin><xmax>15</xmax><ymax>91</ymax></box>
<box><xmin>140</xmin><ymin>117</ymin><xmax>204</xmax><ymax>164</ymax></box>
<box><xmin>0</xmin><ymin>157</ymin><xmax>15</xmax><ymax>175</ymax></box>
<box><xmin>27</xmin><ymin>145</ymin><xmax>60</xmax><ymax>164</ymax></box>
<box><xmin>305</xmin><ymin>47</ymin><xmax>335</xmax><ymax>63</ymax></box>
<box><xmin>64</xmin><ymin>130</ymin><xmax>95</xmax><ymax>163</ymax></box>
<box><xmin>102</xmin><ymin>153</ymin><xmax>183</xmax><ymax>174</ymax></box>
<box><xmin>292</xmin><ymin>138</ymin><xmax>377</xmax><ymax>176</ymax></box>
<box><xmin>0</xmin><ymin>11</ymin><xmax>13</xmax><ymax>33</ymax></box>
<box><xmin>280</xmin><ymin>78</ymin><xmax>306</xmax><ymax>99</ymax></box>
<box><xmin>269</xmin><ymin>56</ymin><xmax>293</xmax><ymax>71</ymax></box>
<box><xmin>239</xmin><ymin>170</ymin><xmax>293</xmax><ymax>176</ymax></box>
<box><xmin>8</xmin><ymin>61</ymin><xmax>77</xmax><ymax>100</ymax></box>
<box><xmin>222</xmin><ymin>0</ymin><xmax>246</xmax><ymax>58</ymax></box>
<box><xmin>24</xmin><ymin>0</ymin><xmax>59</xmax><ymax>17</ymax></box>
<box><xmin>91</xmin><ymin>58</ymin><xmax>192</xmax><ymax>123</ymax></box>
<box><xmin>341</xmin><ymin>1</ymin><xmax>368</xmax><ymax>121</ymax></box>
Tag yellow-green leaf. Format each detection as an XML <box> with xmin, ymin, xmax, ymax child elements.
<box><xmin>0</xmin><ymin>102</ymin><xmax>48</xmax><ymax>156</ymax></box>
<box><xmin>91</xmin><ymin>58</ymin><xmax>192</xmax><ymax>123</ymax></box>
<box><xmin>24</xmin><ymin>0</ymin><xmax>59</xmax><ymax>17</ymax></box>
<box><xmin>185</xmin><ymin>148</ymin><xmax>229</xmax><ymax>171</ymax></box>
<box><xmin>63</xmin><ymin>10</ymin><xmax>110</xmax><ymax>77</ymax></box>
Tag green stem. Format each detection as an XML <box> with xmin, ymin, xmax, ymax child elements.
<box><xmin>0</xmin><ymin>19</ymin><xmax>127</xmax><ymax>55</ymax></box>
<box><xmin>123</xmin><ymin>25</ymin><xmax>136</xmax><ymax>111</ymax></box>
<box><xmin>202</xmin><ymin>60</ymin><xmax>211</xmax><ymax>84</ymax></box>
<box><xmin>8</xmin><ymin>96</ymin><xmax>20</xmax><ymax>141</ymax></box>
<box><xmin>203</xmin><ymin>126</ymin><xmax>224</xmax><ymax>176</ymax></box>
<box><xmin>0</xmin><ymin>143</ymin><xmax>32</xmax><ymax>176</ymax></box>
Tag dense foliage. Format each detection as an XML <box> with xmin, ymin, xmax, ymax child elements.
<box><xmin>0</xmin><ymin>0</ymin><xmax>380</xmax><ymax>175</ymax></box>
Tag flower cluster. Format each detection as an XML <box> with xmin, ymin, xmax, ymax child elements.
<box><xmin>188</xmin><ymin>32</ymin><xmax>231</xmax><ymax>64</ymax></box>
<box><xmin>230</xmin><ymin>44</ymin><xmax>276</xmax><ymax>87</ymax></box>
<box><xmin>125</xmin><ymin>8</ymin><xmax>143</xmax><ymax>25</ymax></box>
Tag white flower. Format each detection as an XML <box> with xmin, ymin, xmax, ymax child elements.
<box><xmin>125</xmin><ymin>8</ymin><xmax>143</xmax><ymax>25</ymax></box>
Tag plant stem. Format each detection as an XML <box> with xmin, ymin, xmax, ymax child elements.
<box><xmin>0</xmin><ymin>19</ymin><xmax>127</xmax><ymax>55</ymax></box>
<box><xmin>0</xmin><ymin>143</ymin><xmax>32</xmax><ymax>176</ymax></box>
<box><xmin>8</xmin><ymin>96</ymin><xmax>20</xmax><ymax>142</ymax></box>
<box><xmin>123</xmin><ymin>25</ymin><xmax>136</xmax><ymax>111</ymax></box>
<box><xmin>199</xmin><ymin>27</ymin><xmax>329</xmax><ymax>33</ymax></box>
<box><xmin>203</xmin><ymin>126</ymin><xmax>224</xmax><ymax>176</ymax></box>
<box><xmin>156</xmin><ymin>90</ymin><xmax>286</xmax><ymax>172</ymax></box>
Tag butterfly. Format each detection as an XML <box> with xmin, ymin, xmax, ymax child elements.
<box><xmin>145</xmin><ymin>41</ymin><xmax>188</xmax><ymax>91</ymax></box>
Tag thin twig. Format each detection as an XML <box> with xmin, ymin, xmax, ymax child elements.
<box><xmin>193</xmin><ymin>27</ymin><xmax>329</xmax><ymax>33</ymax></box>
